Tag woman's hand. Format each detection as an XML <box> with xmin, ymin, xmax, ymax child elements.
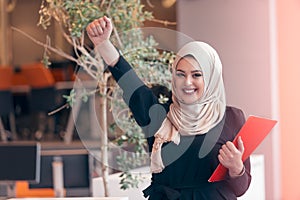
<box><xmin>218</xmin><ymin>136</ymin><xmax>245</xmax><ymax>177</ymax></box>
<box><xmin>86</xmin><ymin>16</ymin><xmax>119</xmax><ymax>66</ymax></box>
<box><xmin>86</xmin><ymin>16</ymin><xmax>113</xmax><ymax>46</ymax></box>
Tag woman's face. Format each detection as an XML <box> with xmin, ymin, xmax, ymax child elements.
<box><xmin>173</xmin><ymin>56</ymin><xmax>204</xmax><ymax>104</ymax></box>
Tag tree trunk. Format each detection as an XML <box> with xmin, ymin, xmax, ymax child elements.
<box><xmin>99</xmin><ymin>82</ymin><xmax>109</xmax><ymax>197</ymax></box>
<box><xmin>0</xmin><ymin>0</ymin><xmax>10</xmax><ymax>65</ymax></box>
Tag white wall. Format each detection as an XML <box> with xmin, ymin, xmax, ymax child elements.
<box><xmin>11</xmin><ymin>0</ymin><xmax>50</xmax><ymax>66</ymax></box>
<box><xmin>10</xmin><ymin>0</ymin><xmax>69</xmax><ymax>66</ymax></box>
<box><xmin>176</xmin><ymin>1</ymin><xmax>279</xmax><ymax>199</ymax></box>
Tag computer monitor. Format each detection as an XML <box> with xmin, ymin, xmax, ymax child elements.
<box><xmin>29</xmin><ymin>149</ymin><xmax>91</xmax><ymax>196</ymax></box>
<box><xmin>0</xmin><ymin>142</ymin><xmax>41</xmax><ymax>183</ymax></box>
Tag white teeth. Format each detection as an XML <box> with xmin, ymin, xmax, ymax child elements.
<box><xmin>183</xmin><ymin>89</ymin><xmax>195</xmax><ymax>94</ymax></box>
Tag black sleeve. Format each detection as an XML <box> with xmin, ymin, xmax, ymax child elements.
<box><xmin>108</xmin><ymin>56</ymin><xmax>167</xmax><ymax>139</ymax></box>
<box><xmin>225</xmin><ymin>107</ymin><xmax>252</xmax><ymax>197</ymax></box>
<box><xmin>226</xmin><ymin>157</ymin><xmax>251</xmax><ymax>197</ymax></box>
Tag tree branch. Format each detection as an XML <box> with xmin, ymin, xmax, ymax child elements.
<box><xmin>149</xmin><ymin>18</ymin><xmax>177</xmax><ymax>26</ymax></box>
<box><xmin>12</xmin><ymin>26</ymin><xmax>78</xmax><ymax>63</ymax></box>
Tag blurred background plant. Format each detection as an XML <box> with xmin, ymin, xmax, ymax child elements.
<box><xmin>16</xmin><ymin>0</ymin><xmax>175</xmax><ymax>196</ymax></box>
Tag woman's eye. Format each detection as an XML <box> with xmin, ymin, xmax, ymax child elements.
<box><xmin>176</xmin><ymin>73</ymin><xmax>185</xmax><ymax>77</ymax></box>
<box><xmin>193</xmin><ymin>73</ymin><xmax>202</xmax><ymax>78</ymax></box>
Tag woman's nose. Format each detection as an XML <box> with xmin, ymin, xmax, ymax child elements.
<box><xmin>185</xmin><ymin>75</ymin><xmax>192</xmax><ymax>85</ymax></box>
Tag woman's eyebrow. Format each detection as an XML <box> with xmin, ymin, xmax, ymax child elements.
<box><xmin>191</xmin><ymin>70</ymin><xmax>202</xmax><ymax>73</ymax></box>
<box><xmin>176</xmin><ymin>69</ymin><xmax>185</xmax><ymax>73</ymax></box>
<box><xmin>176</xmin><ymin>69</ymin><xmax>202</xmax><ymax>73</ymax></box>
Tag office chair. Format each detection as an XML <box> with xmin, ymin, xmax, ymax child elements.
<box><xmin>21</xmin><ymin>63</ymin><xmax>57</xmax><ymax>140</ymax></box>
<box><xmin>0</xmin><ymin>66</ymin><xmax>16</xmax><ymax>141</ymax></box>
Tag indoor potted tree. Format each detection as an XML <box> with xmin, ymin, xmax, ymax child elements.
<box><xmin>13</xmin><ymin>0</ymin><xmax>175</xmax><ymax>196</ymax></box>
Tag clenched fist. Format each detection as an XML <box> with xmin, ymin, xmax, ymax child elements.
<box><xmin>86</xmin><ymin>16</ymin><xmax>113</xmax><ymax>47</ymax></box>
<box><xmin>86</xmin><ymin>16</ymin><xmax>119</xmax><ymax>66</ymax></box>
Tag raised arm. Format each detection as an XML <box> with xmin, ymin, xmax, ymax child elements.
<box><xmin>86</xmin><ymin>16</ymin><xmax>119</xmax><ymax>66</ymax></box>
<box><xmin>86</xmin><ymin>16</ymin><xmax>166</xmax><ymax>138</ymax></box>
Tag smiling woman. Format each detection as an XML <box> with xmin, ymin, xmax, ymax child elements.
<box><xmin>86</xmin><ymin>16</ymin><xmax>252</xmax><ymax>199</ymax></box>
<box><xmin>173</xmin><ymin>56</ymin><xmax>204</xmax><ymax>104</ymax></box>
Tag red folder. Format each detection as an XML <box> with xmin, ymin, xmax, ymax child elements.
<box><xmin>208</xmin><ymin>115</ymin><xmax>277</xmax><ymax>182</ymax></box>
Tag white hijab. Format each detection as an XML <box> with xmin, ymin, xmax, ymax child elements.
<box><xmin>150</xmin><ymin>41</ymin><xmax>226</xmax><ymax>173</ymax></box>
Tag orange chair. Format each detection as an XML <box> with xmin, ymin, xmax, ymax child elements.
<box><xmin>0</xmin><ymin>66</ymin><xmax>13</xmax><ymax>90</ymax></box>
<box><xmin>20</xmin><ymin>63</ymin><xmax>57</xmax><ymax>140</ymax></box>
<box><xmin>15</xmin><ymin>181</ymin><xmax>55</xmax><ymax>198</ymax></box>
<box><xmin>10</xmin><ymin>67</ymin><xmax>32</xmax><ymax>140</ymax></box>
<box><xmin>0</xmin><ymin>66</ymin><xmax>15</xmax><ymax>141</ymax></box>
<box><xmin>21</xmin><ymin>62</ymin><xmax>55</xmax><ymax>88</ymax></box>
<box><xmin>12</xmin><ymin>68</ymin><xmax>30</xmax><ymax>87</ymax></box>
<box><xmin>49</xmin><ymin>61</ymin><xmax>76</xmax><ymax>82</ymax></box>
